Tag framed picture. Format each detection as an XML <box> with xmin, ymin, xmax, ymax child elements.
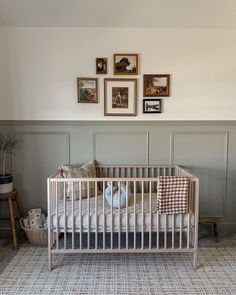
<box><xmin>113</xmin><ymin>54</ymin><xmax>138</xmax><ymax>75</ymax></box>
<box><xmin>77</xmin><ymin>78</ymin><xmax>98</xmax><ymax>103</ymax></box>
<box><xmin>143</xmin><ymin>99</ymin><xmax>162</xmax><ymax>113</ymax></box>
<box><xmin>96</xmin><ymin>58</ymin><xmax>107</xmax><ymax>74</ymax></box>
<box><xmin>104</xmin><ymin>78</ymin><xmax>137</xmax><ymax>116</ymax></box>
<box><xmin>143</xmin><ymin>74</ymin><xmax>170</xmax><ymax>97</ymax></box>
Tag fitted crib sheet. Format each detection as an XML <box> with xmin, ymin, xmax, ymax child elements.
<box><xmin>52</xmin><ymin>193</ymin><xmax>194</xmax><ymax>232</ymax></box>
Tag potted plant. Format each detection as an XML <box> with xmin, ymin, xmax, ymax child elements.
<box><xmin>0</xmin><ymin>133</ymin><xmax>18</xmax><ymax>194</ymax></box>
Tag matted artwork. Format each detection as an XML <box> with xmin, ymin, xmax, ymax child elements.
<box><xmin>104</xmin><ymin>78</ymin><xmax>137</xmax><ymax>116</ymax></box>
<box><xmin>143</xmin><ymin>99</ymin><xmax>162</xmax><ymax>113</ymax></box>
<box><xmin>96</xmin><ymin>58</ymin><xmax>107</xmax><ymax>74</ymax></box>
<box><xmin>77</xmin><ymin>78</ymin><xmax>98</xmax><ymax>103</ymax></box>
<box><xmin>143</xmin><ymin>74</ymin><xmax>170</xmax><ymax>97</ymax></box>
<box><xmin>113</xmin><ymin>54</ymin><xmax>138</xmax><ymax>75</ymax></box>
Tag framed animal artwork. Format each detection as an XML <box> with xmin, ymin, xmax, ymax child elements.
<box><xmin>143</xmin><ymin>74</ymin><xmax>170</xmax><ymax>97</ymax></box>
<box><xmin>96</xmin><ymin>58</ymin><xmax>107</xmax><ymax>74</ymax></box>
<box><xmin>77</xmin><ymin>78</ymin><xmax>98</xmax><ymax>103</ymax></box>
<box><xmin>104</xmin><ymin>78</ymin><xmax>137</xmax><ymax>116</ymax></box>
<box><xmin>113</xmin><ymin>54</ymin><xmax>138</xmax><ymax>75</ymax></box>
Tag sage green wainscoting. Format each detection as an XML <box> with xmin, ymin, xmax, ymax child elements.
<box><xmin>0</xmin><ymin>121</ymin><xmax>235</xmax><ymax>235</ymax></box>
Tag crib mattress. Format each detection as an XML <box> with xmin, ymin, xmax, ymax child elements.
<box><xmin>52</xmin><ymin>193</ymin><xmax>194</xmax><ymax>232</ymax></box>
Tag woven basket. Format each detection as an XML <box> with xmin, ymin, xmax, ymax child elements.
<box><xmin>20</xmin><ymin>218</ymin><xmax>48</xmax><ymax>246</ymax></box>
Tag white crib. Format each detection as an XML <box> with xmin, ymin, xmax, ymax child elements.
<box><xmin>47</xmin><ymin>164</ymin><xmax>199</xmax><ymax>270</ymax></box>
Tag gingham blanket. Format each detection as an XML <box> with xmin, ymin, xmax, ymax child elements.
<box><xmin>156</xmin><ymin>176</ymin><xmax>189</xmax><ymax>214</ymax></box>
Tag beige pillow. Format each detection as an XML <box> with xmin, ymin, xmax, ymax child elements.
<box><xmin>60</xmin><ymin>160</ymin><xmax>97</xmax><ymax>199</ymax></box>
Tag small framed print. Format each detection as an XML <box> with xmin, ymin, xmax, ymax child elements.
<box><xmin>96</xmin><ymin>58</ymin><xmax>107</xmax><ymax>74</ymax></box>
<box><xmin>114</xmin><ymin>54</ymin><xmax>138</xmax><ymax>75</ymax></box>
<box><xmin>104</xmin><ymin>78</ymin><xmax>137</xmax><ymax>116</ymax></box>
<box><xmin>143</xmin><ymin>99</ymin><xmax>162</xmax><ymax>113</ymax></box>
<box><xmin>77</xmin><ymin>78</ymin><xmax>98</xmax><ymax>103</ymax></box>
<box><xmin>143</xmin><ymin>74</ymin><xmax>170</xmax><ymax>97</ymax></box>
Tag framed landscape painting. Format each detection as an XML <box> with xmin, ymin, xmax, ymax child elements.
<box><xmin>104</xmin><ymin>78</ymin><xmax>137</xmax><ymax>116</ymax></box>
<box><xmin>113</xmin><ymin>54</ymin><xmax>138</xmax><ymax>75</ymax></box>
<box><xmin>143</xmin><ymin>99</ymin><xmax>162</xmax><ymax>113</ymax></box>
<box><xmin>77</xmin><ymin>78</ymin><xmax>98</xmax><ymax>103</ymax></box>
<box><xmin>143</xmin><ymin>74</ymin><xmax>170</xmax><ymax>97</ymax></box>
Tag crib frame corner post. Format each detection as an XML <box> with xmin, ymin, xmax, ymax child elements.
<box><xmin>193</xmin><ymin>177</ymin><xmax>200</xmax><ymax>270</ymax></box>
<box><xmin>47</xmin><ymin>178</ymin><xmax>52</xmax><ymax>272</ymax></box>
<box><xmin>193</xmin><ymin>250</ymin><xmax>198</xmax><ymax>270</ymax></box>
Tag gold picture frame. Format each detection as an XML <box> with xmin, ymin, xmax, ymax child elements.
<box><xmin>77</xmin><ymin>78</ymin><xmax>98</xmax><ymax>103</ymax></box>
<box><xmin>113</xmin><ymin>54</ymin><xmax>138</xmax><ymax>75</ymax></box>
<box><xmin>104</xmin><ymin>78</ymin><xmax>137</xmax><ymax>116</ymax></box>
<box><xmin>143</xmin><ymin>74</ymin><xmax>170</xmax><ymax>97</ymax></box>
<box><xmin>96</xmin><ymin>58</ymin><xmax>107</xmax><ymax>74</ymax></box>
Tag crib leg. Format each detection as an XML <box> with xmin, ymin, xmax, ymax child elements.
<box><xmin>48</xmin><ymin>250</ymin><xmax>52</xmax><ymax>271</ymax></box>
<box><xmin>193</xmin><ymin>251</ymin><xmax>198</xmax><ymax>270</ymax></box>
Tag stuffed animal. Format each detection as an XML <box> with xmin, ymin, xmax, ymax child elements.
<box><xmin>105</xmin><ymin>181</ymin><xmax>129</xmax><ymax>208</ymax></box>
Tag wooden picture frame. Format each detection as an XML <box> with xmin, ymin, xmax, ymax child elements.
<box><xmin>113</xmin><ymin>54</ymin><xmax>138</xmax><ymax>75</ymax></box>
<box><xmin>143</xmin><ymin>99</ymin><xmax>162</xmax><ymax>113</ymax></box>
<box><xmin>96</xmin><ymin>58</ymin><xmax>107</xmax><ymax>74</ymax></box>
<box><xmin>77</xmin><ymin>78</ymin><xmax>98</xmax><ymax>103</ymax></box>
<box><xmin>104</xmin><ymin>78</ymin><xmax>137</xmax><ymax>116</ymax></box>
<box><xmin>143</xmin><ymin>74</ymin><xmax>170</xmax><ymax>97</ymax></box>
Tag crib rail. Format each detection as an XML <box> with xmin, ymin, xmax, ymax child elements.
<box><xmin>47</xmin><ymin>165</ymin><xmax>199</xmax><ymax>270</ymax></box>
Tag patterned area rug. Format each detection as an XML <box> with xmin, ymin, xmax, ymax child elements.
<box><xmin>0</xmin><ymin>245</ymin><xmax>235</xmax><ymax>294</ymax></box>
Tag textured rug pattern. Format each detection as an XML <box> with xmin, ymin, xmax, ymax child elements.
<box><xmin>0</xmin><ymin>246</ymin><xmax>236</xmax><ymax>294</ymax></box>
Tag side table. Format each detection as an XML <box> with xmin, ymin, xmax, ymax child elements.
<box><xmin>0</xmin><ymin>189</ymin><xmax>23</xmax><ymax>249</ymax></box>
<box><xmin>199</xmin><ymin>217</ymin><xmax>220</xmax><ymax>242</ymax></box>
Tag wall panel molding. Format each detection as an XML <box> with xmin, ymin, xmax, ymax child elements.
<box><xmin>93</xmin><ymin>131</ymin><xmax>149</xmax><ymax>164</ymax></box>
<box><xmin>0</xmin><ymin>122</ymin><xmax>235</xmax><ymax>231</ymax></box>
<box><xmin>14</xmin><ymin>131</ymin><xmax>70</xmax><ymax>164</ymax></box>
<box><xmin>171</xmin><ymin>130</ymin><xmax>228</xmax><ymax>218</ymax></box>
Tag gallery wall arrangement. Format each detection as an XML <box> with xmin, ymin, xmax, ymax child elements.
<box><xmin>77</xmin><ymin>53</ymin><xmax>171</xmax><ymax>116</ymax></box>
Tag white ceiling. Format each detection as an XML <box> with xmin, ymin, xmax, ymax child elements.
<box><xmin>0</xmin><ymin>0</ymin><xmax>236</xmax><ymax>28</ymax></box>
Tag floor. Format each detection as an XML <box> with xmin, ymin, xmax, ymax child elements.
<box><xmin>0</xmin><ymin>230</ymin><xmax>235</xmax><ymax>294</ymax></box>
<box><xmin>0</xmin><ymin>223</ymin><xmax>228</xmax><ymax>275</ymax></box>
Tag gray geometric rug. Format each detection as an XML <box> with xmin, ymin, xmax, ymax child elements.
<box><xmin>0</xmin><ymin>246</ymin><xmax>235</xmax><ymax>294</ymax></box>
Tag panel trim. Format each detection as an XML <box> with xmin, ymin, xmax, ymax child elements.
<box><xmin>13</xmin><ymin>131</ymin><xmax>70</xmax><ymax>165</ymax></box>
<box><xmin>170</xmin><ymin>130</ymin><xmax>229</xmax><ymax>218</ymax></box>
<box><xmin>93</xmin><ymin>131</ymin><xmax>149</xmax><ymax>164</ymax></box>
<box><xmin>2</xmin><ymin>120</ymin><xmax>236</xmax><ymax>126</ymax></box>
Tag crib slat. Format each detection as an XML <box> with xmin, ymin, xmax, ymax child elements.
<box><xmin>149</xmin><ymin>181</ymin><xmax>152</xmax><ymax>250</ymax></box>
<box><xmin>103</xmin><ymin>182</ymin><xmax>105</xmax><ymax>250</ymax></box>
<box><xmin>87</xmin><ymin>182</ymin><xmax>90</xmax><ymax>250</ymax></box>
<box><xmin>164</xmin><ymin>214</ymin><xmax>167</xmax><ymax>249</ymax></box>
<box><xmin>72</xmin><ymin>182</ymin><xmax>74</xmax><ymax>250</ymax></box>
<box><xmin>172</xmin><ymin>214</ymin><xmax>175</xmax><ymax>249</ymax></box>
<box><xmin>187</xmin><ymin>213</ymin><xmax>190</xmax><ymax>249</ymax></box>
<box><xmin>110</xmin><ymin>180</ymin><xmax>113</xmax><ymax>250</ymax></box>
<box><xmin>179</xmin><ymin>214</ymin><xmax>183</xmax><ymax>249</ymax></box>
<box><xmin>118</xmin><ymin>181</ymin><xmax>121</xmax><ymax>250</ymax></box>
<box><xmin>56</xmin><ymin>182</ymin><xmax>59</xmax><ymax>250</ymax></box>
<box><xmin>141</xmin><ymin>181</ymin><xmax>144</xmax><ymax>250</ymax></box>
<box><xmin>156</xmin><ymin>213</ymin><xmax>159</xmax><ymax>249</ymax></box>
<box><xmin>134</xmin><ymin>181</ymin><xmax>136</xmax><ymax>250</ymax></box>
<box><xmin>95</xmin><ymin>181</ymin><xmax>98</xmax><ymax>250</ymax></box>
<box><xmin>79</xmin><ymin>182</ymin><xmax>82</xmax><ymax>250</ymax></box>
<box><xmin>64</xmin><ymin>182</ymin><xmax>67</xmax><ymax>250</ymax></box>
<box><xmin>126</xmin><ymin>181</ymin><xmax>129</xmax><ymax>250</ymax></box>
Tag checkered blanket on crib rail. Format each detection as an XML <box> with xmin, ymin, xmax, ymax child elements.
<box><xmin>156</xmin><ymin>176</ymin><xmax>189</xmax><ymax>214</ymax></box>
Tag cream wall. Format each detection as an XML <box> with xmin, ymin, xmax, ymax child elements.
<box><xmin>0</xmin><ymin>27</ymin><xmax>236</xmax><ymax>121</ymax></box>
